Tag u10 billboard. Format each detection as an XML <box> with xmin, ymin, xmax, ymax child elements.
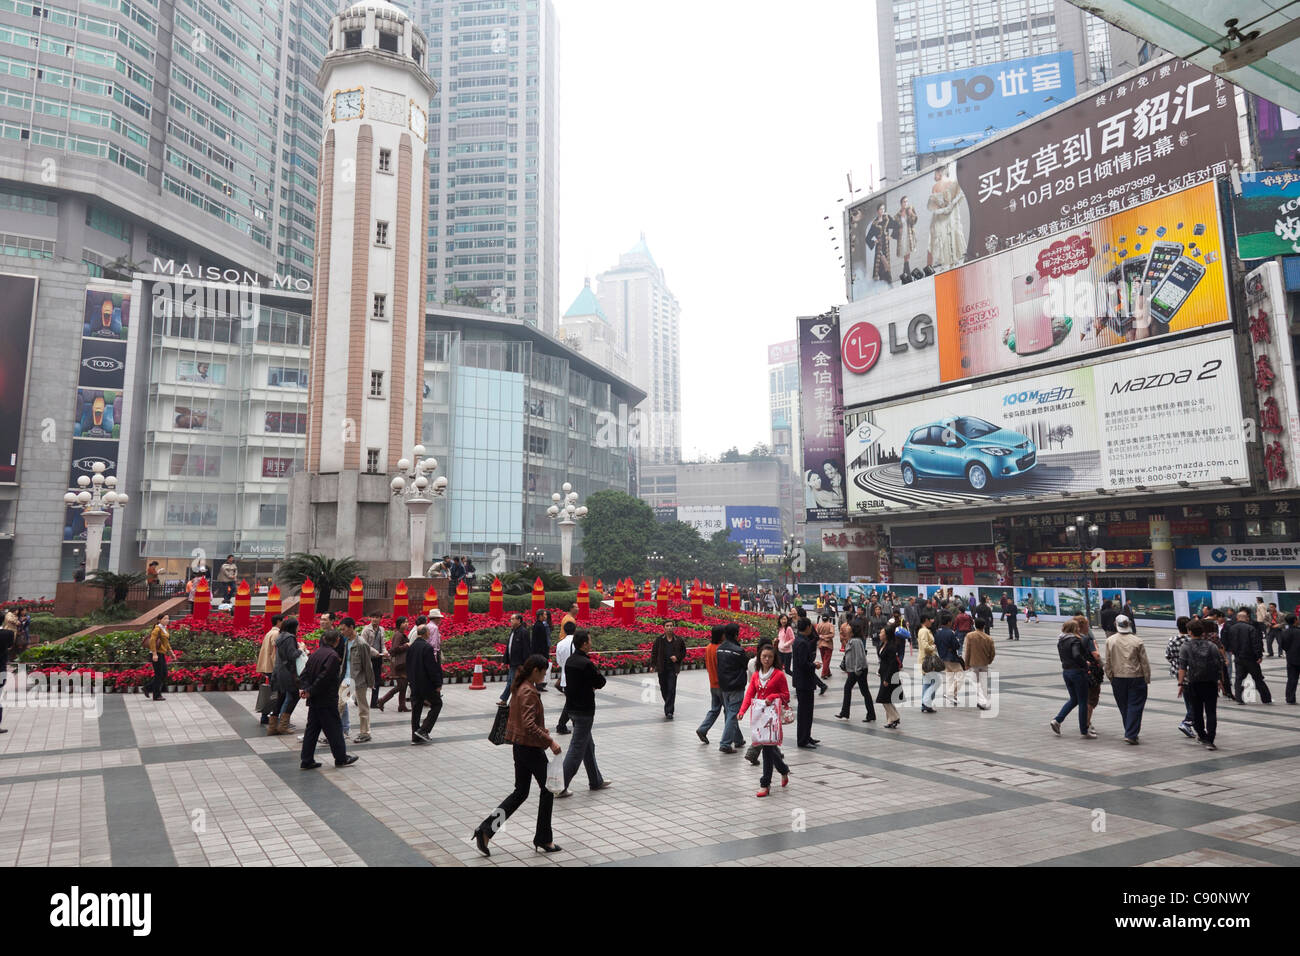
<box><xmin>845</xmin><ymin>334</ymin><xmax>1249</xmax><ymax>515</ymax></box>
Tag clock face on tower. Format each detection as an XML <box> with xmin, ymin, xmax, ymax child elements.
<box><xmin>332</xmin><ymin>87</ymin><xmax>363</xmax><ymax>121</ymax></box>
<box><xmin>409</xmin><ymin>100</ymin><xmax>427</xmax><ymax>142</ymax></box>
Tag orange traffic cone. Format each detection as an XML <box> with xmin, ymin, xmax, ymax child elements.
<box><xmin>469</xmin><ymin>657</ymin><xmax>486</xmax><ymax>690</ymax></box>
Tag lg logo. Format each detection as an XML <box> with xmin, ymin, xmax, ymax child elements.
<box><xmin>924</xmin><ymin>75</ymin><xmax>994</xmax><ymax>109</ymax></box>
<box><xmin>843</xmin><ymin>314</ymin><xmax>934</xmax><ymax>375</ymax></box>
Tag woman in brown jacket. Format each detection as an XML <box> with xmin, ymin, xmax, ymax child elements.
<box><xmin>377</xmin><ymin>618</ymin><xmax>410</xmax><ymax>712</ymax></box>
<box><xmin>474</xmin><ymin>654</ymin><xmax>562</xmax><ymax>856</ymax></box>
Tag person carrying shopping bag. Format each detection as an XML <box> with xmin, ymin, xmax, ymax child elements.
<box><xmin>737</xmin><ymin>644</ymin><xmax>791</xmax><ymax>798</ymax></box>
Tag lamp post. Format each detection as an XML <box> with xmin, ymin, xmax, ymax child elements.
<box><xmin>63</xmin><ymin>461</ymin><xmax>128</xmax><ymax>574</ymax></box>
<box><xmin>1065</xmin><ymin>515</ymin><xmax>1101</xmax><ymax>625</ymax></box>
<box><xmin>646</xmin><ymin>550</ymin><xmax>663</xmax><ymax>572</ymax></box>
<box><xmin>746</xmin><ymin>544</ymin><xmax>764</xmax><ymax>592</ymax></box>
<box><xmin>525</xmin><ymin>546</ymin><xmax>546</xmax><ymax>567</ymax></box>
<box><xmin>389</xmin><ymin>444</ymin><xmax>449</xmax><ymax>579</ymax></box>
<box><xmin>782</xmin><ymin>535</ymin><xmax>802</xmax><ymax>607</ymax></box>
<box><xmin>546</xmin><ymin>482</ymin><xmax>587</xmax><ymax>577</ymax></box>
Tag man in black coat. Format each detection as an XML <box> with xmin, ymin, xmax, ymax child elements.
<box><xmin>1280</xmin><ymin>614</ymin><xmax>1300</xmax><ymax>704</ymax></box>
<box><xmin>973</xmin><ymin>596</ymin><xmax>994</xmax><ymax>635</ymax></box>
<box><xmin>1226</xmin><ymin>609</ymin><xmax>1272</xmax><ymax>704</ymax></box>
<box><xmin>792</xmin><ymin>618</ymin><xmax>820</xmax><ymax>748</ymax></box>
<box><xmin>1099</xmin><ymin>600</ymin><xmax>1118</xmax><ymax>636</ymax></box>
<box><xmin>714</xmin><ymin>623</ymin><xmax>748</xmax><ymax>753</ymax></box>
<box><xmin>0</xmin><ymin>624</ymin><xmax>13</xmax><ymax>734</ymax></box>
<box><xmin>557</xmin><ymin>630</ymin><xmax>611</xmax><ymax>796</ymax></box>
<box><xmin>499</xmin><ymin>612</ymin><xmax>532</xmax><ymax>703</ymax></box>
<box><xmin>299</xmin><ymin>629</ymin><xmax>357</xmax><ymax>769</ymax></box>
<box><xmin>407</xmin><ymin>624</ymin><xmax>444</xmax><ymax>744</ymax></box>
<box><xmin>649</xmin><ymin>623</ymin><xmax>687</xmax><ymax>720</ymax></box>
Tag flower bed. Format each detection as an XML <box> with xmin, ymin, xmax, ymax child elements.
<box><xmin>22</xmin><ymin>603</ymin><xmax>778</xmax><ymax>690</ymax></box>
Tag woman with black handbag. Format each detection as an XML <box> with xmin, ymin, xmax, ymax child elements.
<box><xmin>475</xmin><ymin>655</ymin><xmax>562</xmax><ymax>856</ymax></box>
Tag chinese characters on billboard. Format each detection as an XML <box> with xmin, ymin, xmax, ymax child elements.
<box><xmin>848</xmin><ymin>58</ymin><xmax>1242</xmax><ymax>301</ymax></box>
<box><xmin>798</xmin><ymin>314</ymin><xmax>845</xmax><ymax>522</ymax></box>
<box><xmin>1245</xmin><ymin>262</ymin><xmax>1300</xmax><ymax>490</ymax></box>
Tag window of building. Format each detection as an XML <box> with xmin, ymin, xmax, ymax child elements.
<box><xmin>370</xmin><ymin>370</ymin><xmax>384</xmax><ymax>397</ymax></box>
<box><xmin>344</xmin><ymin>30</ymin><xmax>362</xmax><ymax>49</ymax></box>
<box><xmin>375</xmin><ymin>220</ymin><xmax>389</xmax><ymax>245</ymax></box>
<box><xmin>373</xmin><ymin>293</ymin><xmax>386</xmax><ymax>318</ymax></box>
<box><xmin>258</xmin><ymin>503</ymin><xmax>287</xmax><ymax>527</ymax></box>
<box><xmin>378</xmin><ymin>148</ymin><xmax>391</xmax><ymax>172</ymax></box>
<box><xmin>366</xmin><ymin>448</ymin><xmax>380</xmax><ymax>473</ymax></box>
<box><xmin>378</xmin><ymin>31</ymin><xmax>399</xmax><ymax>53</ymax></box>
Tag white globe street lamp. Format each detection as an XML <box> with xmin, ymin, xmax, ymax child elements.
<box><xmin>548</xmin><ymin>483</ymin><xmax>587</xmax><ymax>577</ymax></box>
<box><xmin>391</xmin><ymin>445</ymin><xmax>449</xmax><ymax>578</ymax></box>
<box><xmin>63</xmin><ymin>461</ymin><xmax>128</xmax><ymax>575</ymax></box>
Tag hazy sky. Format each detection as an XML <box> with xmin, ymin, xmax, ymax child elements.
<box><xmin>553</xmin><ymin>0</ymin><xmax>880</xmax><ymax>460</ymax></box>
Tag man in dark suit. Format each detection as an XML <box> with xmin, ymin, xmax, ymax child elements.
<box><xmin>1279</xmin><ymin>614</ymin><xmax>1300</xmax><ymax>704</ymax></box>
<box><xmin>1227</xmin><ymin>609</ymin><xmax>1272</xmax><ymax>705</ymax></box>
<box><xmin>792</xmin><ymin>618</ymin><xmax>820</xmax><ymax>748</ymax></box>
<box><xmin>649</xmin><ymin>623</ymin><xmax>687</xmax><ymax>720</ymax></box>
<box><xmin>498</xmin><ymin>612</ymin><xmax>531</xmax><ymax>704</ymax></box>
<box><xmin>1005</xmin><ymin>600</ymin><xmax>1021</xmax><ymax>641</ymax></box>
<box><xmin>407</xmin><ymin>623</ymin><xmax>444</xmax><ymax>744</ymax></box>
<box><xmin>299</xmin><ymin>629</ymin><xmax>357</xmax><ymax>770</ymax></box>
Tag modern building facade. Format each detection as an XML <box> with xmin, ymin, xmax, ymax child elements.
<box><xmin>410</xmin><ymin>0</ymin><xmax>561</xmax><ymax>332</ymax></box>
<box><xmin>596</xmin><ymin>235</ymin><xmax>681</xmax><ymax>465</ymax></box>
<box><xmin>767</xmin><ymin>339</ymin><xmax>802</xmax><ymax>538</ymax></box>
<box><xmin>876</xmin><ymin>0</ymin><xmax>1143</xmax><ymax>182</ymax></box>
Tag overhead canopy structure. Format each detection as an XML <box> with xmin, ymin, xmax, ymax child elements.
<box><xmin>1070</xmin><ymin>1</ymin><xmax>1300</xmax><ymax>112</ymax></box>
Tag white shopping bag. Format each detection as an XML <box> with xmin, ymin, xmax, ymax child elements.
<box><xmin>750</xmin><ymin>697</ymin><xmax>782</xmax><ymax>746</ymax></box>
<box><xmin>545</xmin><ymin>752</ymin><xmax>566</xmax><ymax>792</ymax></box>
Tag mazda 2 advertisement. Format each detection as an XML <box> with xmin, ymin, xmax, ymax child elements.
<box><xmin>899</xmin><ymin>416</ymin><xmax>1036</xmax><ymax>491</ymax></box>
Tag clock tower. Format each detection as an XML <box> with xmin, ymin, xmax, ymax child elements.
<box><xmin>287</xmin><ymin>0</ymin><xmax>437</xmax><ymax>569</ymax></box>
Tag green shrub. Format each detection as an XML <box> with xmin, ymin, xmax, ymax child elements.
<box><xmin>18</xmin><ymin>628</ymin><xmax>257</xmax><ymax>666</ymax></box>
<box><xmin>466</xmin><ymin>590</ymin><xmax>578</xmax><ymax>613</ymax></box>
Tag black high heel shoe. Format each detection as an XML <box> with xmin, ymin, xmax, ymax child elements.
<box><xmin>472</xmin><ymin>828</ymin><xmax>491</xmax><ymax>857</ymax></box>
<box><xmin>533</xmin><ymin>841</ymin><xmax>562</xmax><ymax>853</ymax></box>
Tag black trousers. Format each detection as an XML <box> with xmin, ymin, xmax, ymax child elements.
<box><xmin>148</xmin><ymin>656</ymin><xmax>168</xmax><ymax>698</ymax></box>
<box><xmin>411</xmin><ymin>691</ymin><xmax>443</xmax><ymax>736</ymax></box>
<box><xmin>370</xmin><ymin>675</ymin><xmax>381</xmax><ymax>707</ymax></box>
<box><xmin>1007</xmin><ymin>619</ymin><xmax>1020</xmax><ymax>640</ymax></box>
<box><xmin>300</xmin><ymin>699</ymin><xmax>348</xmax><ymax>765</ymax></box>
<box><xmin>1185</xmin><ymin>681</ymin><xmax>1218</xmax><ymax>743</ymax></box>
<box><xmin>795</xmin><ymin>687</ymin><xmax>814</xmax><ymax>745</ymax></box>
<box><xmin>839</xmin><ymin>670</ymin><xmax>876</xmax><ymax>719</ymax></box>
<box><xmin>1285</xmin><ymin>663</ymin><xmax>1299</xmax><ymax>704</ymax></box>
<box><xmin>1234</xmin><ymin>658</ymin><xmax>1273</xmax><ymax>703</ymax></box>
<box><xmin>1266</xmin><ymin>628</ymin><xmax>1282</xmax><ymax>655</ymax></box>
<box><xmin>658</xmin><ymin>668</ymin><xmax>678</xmax><ymax>716</ymax></box>
<box><xmin>479</xmin><ymin>744</ymin><xmax>552</xmax><ymax>846</ymax></box>
<box><xmin>556</xmin><ymin>686</ymin><xmax>571</xmax><ymax>730</ymax></box>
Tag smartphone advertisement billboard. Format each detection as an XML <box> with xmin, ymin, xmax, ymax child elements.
<box><xmin>845</xmin><ymin>334</ymin><xmax>1249</xmax><ymax>514</ymax></box>
<box><xmin>847</xmin><ymin>57</ymin><xmax>1242</xmax><ymax>301</ymax></box>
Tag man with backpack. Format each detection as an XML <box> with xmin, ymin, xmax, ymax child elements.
<box><xmin>1178</xmin><ymin>619</ymin><xmax>1225</xmax><ymax>750</ymax></box>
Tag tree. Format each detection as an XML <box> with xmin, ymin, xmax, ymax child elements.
<box><xmin>648</xmin><ymin>520</ymin><xmax>710</xmax><ymax>583</ymax></box>
<box><xmin>578</xmin><ymin>490</ymin><xmax>655</xmax><ymax>581</ymax></box>
<box><xmin>276</xmin><ymin>553</ymin><xmax>365</xmax><ymax>611</ymax></box>
<box><xmin>86</xmin><ymin>569</ymin><xmax>146</xmax><ymax>607</ymax></box>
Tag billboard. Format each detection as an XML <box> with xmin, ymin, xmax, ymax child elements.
<box><xmin>846</xmin><ymin>334</ymin><xmax>1249</xmax><ymax>514</ymax></box>
<box><xmin>914</xmin><ymin>52</ymin><xmax>1076</xmax><ymax>157</ymax></box>
<box><xmin>839</xmin><ymin>282</ymin><xmax>938</xmax><ymax>408</ymax></box>
<box><xmin>934</xmin><ymin>181</ymin><xmax>1230</xmax><ymax>384</ymax></box>
<box><xmin>1231</xmin><ymin>170</ymin><xmax>1300</xmax><ymax>260</ymax></box>
<box><xmin>679</xmin><ymin>505</ymin><xmax>725</xmax><ymax>538</ymax></box>
<box><xmin>0</xmin><ymin>274</ymin><xmax>38</xmax><ymax>483</ymax></box>
<box><xmin>842</xmin><ymin>181</ymin><xmax>1231</xmax><ymax>399</ymax></box>
<box><xmin>848</xmin><ymin>58</ymin><xmax>1242</xmax><ymax>300</ymax></box>
<box><xmin>767</xmin><ymin>340</ymin><xmax>797</xmax><ymax>365</ymax></box>
<box><xmin>1245</xmin><ymin>262</ymin><xmax>1300</xmax><ymax>490</ymax></box>
<box><xmin>724</xmin><ymin>506</ymin><xmax>783</xmax><ymax>553</ymax></box>
<box><xmin>797</xmin><ymin>314</ymin><xmax>845</xmax><ymax>522</ymax></box>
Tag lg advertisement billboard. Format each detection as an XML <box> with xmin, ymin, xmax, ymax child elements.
<box><xmin>840</xmin><ymin>181</ymin><xmax>1232</xmax><ymax>404</ymax></box>
<box><xmin>845</xmin><ymin>334</ymin><xmax>1249</xmax><ymax>514</ymax></box>
<box><xmin>913</xmin><ymin>52</ymin><xmax>1076</xmax><ymax>157</ymax></box>
<box><xmin>847</xmin><ymin>57</ymin><xmax>1242</xmax><ymax>300</ymax></box>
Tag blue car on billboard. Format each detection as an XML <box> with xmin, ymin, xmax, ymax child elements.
<box><xmin>900</xmin><ymin>416</ymin><xmax>1036</xmax><ymax>492</ymax></box>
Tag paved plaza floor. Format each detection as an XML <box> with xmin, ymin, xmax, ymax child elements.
<box><xmin>2</xmin><ymin>620</ymin><xmax>1297</xmax><ymax>867</ymax></box>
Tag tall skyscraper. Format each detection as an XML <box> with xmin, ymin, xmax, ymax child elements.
<box><xmin>410</xmin><ymin>0</ymin><xmax>560</xmax><ymax>332</ymax></box>
<box><xmin>877</xmin><ymin>0</ymin><xmax>1142</xmax><ymax>182</ymax></box>
<box><xmin>289</xmin><ymin>0</ymin><xmax>435</xmax><ymax>570</ymax></box>
<box><xmin>596</xmin><ymin>235</ymin><xmax>681</xmax><ymax>465</ymax></box>
<box><xmin>767</xmin><ymin>340</ymin><xmax>801</xmax><ymax>536</ymax></box>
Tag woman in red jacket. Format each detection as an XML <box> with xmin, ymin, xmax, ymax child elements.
<box><xmin>738</xmin><ymin>644</ymin><xmax>791</xmax><ymax>797</ymax></box>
